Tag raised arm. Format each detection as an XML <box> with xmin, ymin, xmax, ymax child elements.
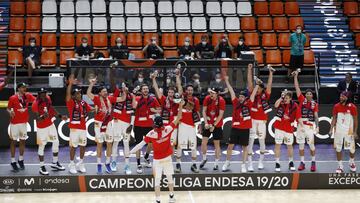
<box><xmin>224</xmin><ymin>75</ymin><xmax>236</xmax><ymax>100</ymax></box>
<box><xmin>86</xmin><ymin>77</ymin><xmax>96</xmax><ymax>100</ymax></box>
<box><xmin>274</xmin><ymin>97</ymin><xmax>283</xmax><ymax>108</ymax></box>
<box><xmin>250</xmin><ymin>84</ymin><xmax>259</xmax><ymax>102</ymax></box>
<box><xmin>172</xmin><ymin>100</ymin><xmax>184</xmax><ymax>126</ymax></box>
<box><xmin>247</xmin><ymin>63</ymin><xmax>254</xmax><ymax>92</ymax></box>
<box><xmin>66</xmin><ymin>74</ymin><xmax>75</xmax><ymax>102</ymax></box>
<box><xmin>266</xmin><ymin>65</ymin><xmax>275</xmax><ymax>95</ymax></box>
<box><xmin>156</xmin><ymin>45</ymin><xmax>164</xmax><ymax>53</ymax></box>
<box><xmin>175</xmin><ymin>68</ymin><xmax>183</xmax><ymax>95</ymax></box>
<box><xmin>293</xmin><ymin>71</ymin><xmax>302</xmax><ymax>97</ymax></box>
<box><xmin>151</xmin><ymin>72</ymin><xmax>162</xmax><ymax>99</ymax></box>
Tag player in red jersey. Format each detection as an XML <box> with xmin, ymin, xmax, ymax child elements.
<box><xmin>222</xmin><ymin>76</ymin><xmax>259</xmax><ymax>173</ymax></box>
<box><xmin>200</xmin><ymin>87</ymin><xmax>226</xmax><ymax>171</ymax></box>
<box><xmin>273</xmin><ymin>90</ymin><xmax>298</xmax><ymax>172</ymax></box>
<box><xmin>329</xmin><ymin>91</ymin><xmax>358</xmax><ymax>173</ymax></box>
<box><xmin>176</xmin><ymin>68</ymin><xmax>201</xmax><ymax>173</ymax></box>
<box><xmin>32</xmin><ymin>88</ymin><xmax>67</xmax><ymax>175</ymax></box>
<box><xmin>247</xmin><ymin>63</ymin><xmax>274</xmax><ymax>171</ymax></box>
<box><xmin>110</xmin><ymin>82</ymin><xmax>136</xmax><ymax>175</ymax></box>
<box><xmin>293</xmin><ymin>71</ymin><xmax>318</xmax><ymax>172</ymax></box>
<box><xmin>129</xmin><ymin>100</ymin><xmax>184</xmax><ymax>203</ymax></box>
<box><xmin>66</xmin><ymin>74</ymin><xmax>94</xmax><ymax>174</ymax></box>
<box><xmin>7</xmin><ymin>82</ymin><xmax>36</xmax><ymax>171</ymax></box>
<box><xmin>133</xmin><ymin>83</ymin><xmax>161</xmax><ymax>174</ymax></box>
<box><xmin>87</xmin><ymin>77</ymin><xmax>127</xmax><ymax>174</ymax></box>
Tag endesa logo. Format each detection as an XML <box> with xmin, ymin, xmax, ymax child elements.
<box><xmin>43</xmin><ymin>178</ymin><xmax>70</xmax><ymax>184</ymax></box>
<box><xmin>2</xmin><ymin>179</ymin><xmax>15</xmax><ymax>186</ymax></box>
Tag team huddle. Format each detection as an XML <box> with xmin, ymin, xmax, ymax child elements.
<box><xmin>7</xmin><ymin>64</ymin><xmax>358</xmax><ymax>178</ymax></box>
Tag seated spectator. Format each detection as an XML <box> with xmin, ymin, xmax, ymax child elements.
<box><xmin>337</xmin><ymin>72</ymin><xmax>358</xmax><ymax>101</ymax></box>
<box><xmin>143</xmin><ymin>36</ymin><xmax>163</xmax><ymax>59</ymax></box>
<box><xmin>17</xmin><ymin>37</ymin><xmax>45</xmax><ymax>84</ymax></box>
<box><xmin>110</xmin><ymin>37</ymin><xmax>129</xmax><ymax>59</ymax></box>
<box><xmin>178</xmin><ymin>37</ymin><xmax>195</xmax><ymax>59</ymax></box>
<box><xmin>214</xmin><ymin>34</ymin><xmax>233</xmax><ymax>58</ymax></box>
<box><xmin>233</xmin><ymin>37</ymin><xmax>250</xmax><ymax>89</ymax></box>
<box><xmin>74</xmin><ymin>37</ymin><xmax>95</xmax><ymax>82</ymax></box>
<box><xmin>165</xmin><ymin>75</ymin><xmax>176</xmax><ymax>88</ymax></box>
<box><xmin>188</xmin><ymin>73</ymin><xmax>202</xmax><ymax>96</ymax></box>
<box><xmin>208</xmin><ymin>72</ymin><xmax>229</xmax><ymax>96</ymax></box>
<box><xmin>234</xmin><ymin>37</ymin><xmax>250</xmax><ymax>58</ymax></box>
<box><xmin>195</xmin><ymin>35</ymin><xmax>214</xmax><ymax>59</ymax></box>
<box><xmin>133</xmin><ymin>72</ymin><xmax>150</xmax><ymax>89</ymax></box>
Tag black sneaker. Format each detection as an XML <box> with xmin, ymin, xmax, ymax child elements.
<box><xmin>18</xmin><ymin>160</ymin><xmax>25</xmax><ymax>170</ymax></box>
<box><xmin>39</xmin><ymin>166</ymin><xmax>49</xmax><ymax>175</ymax></box>
<box><xmin>191</xmin><ymin>164</ymin><xmax>199</xmax><ymax>173</ymax></box>
<box><xmin>51</xmin><ymin>162</ymin><xmax>66</xmax><ymax>171</ymax></box>
<box><xmin>175</xmin><ymin>163</ymin><xmax>181</xmax><ymax>173</ymax></box>
<box><xmin>199</xmin><ymin>159</ymin><xmax>207</xmax><ymax>169</ymax></box>
<box><xmin>11</xmin><ymin>162</ymin><xmax>19</xmax><ymax>172</ymax></box>
<box><xmin>289</xmin><ymin>161</ymin><xmax>295</xmax><ymax>171</ymax></box>
<box><xmin>275</xmin><ymin>163</ymin><xmax>281</xmax><ymax>172</ymax></box>
<box><xmin>213</xmin><ymin>164</ymin><xmax>219</xmax><ymax>171</ymax></box>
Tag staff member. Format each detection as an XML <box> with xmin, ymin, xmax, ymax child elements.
<box><xmin>143</xmin><ymin>36</ymin><xmax>163</xmax><ymax>59</ymax></box>
<box><xmin>288</xmin><ymin>25</ymin><xmax>306</xmax><ymax>82</ymax></box>
<box><xmin>74</xmin><ymin>37</ymin><xmax>95</xmax><ymax>82</ymax></box>
<box><xmin>214</xmin><ymin>35</ymin><xmax>233</xmax><ymax>58</ymax></box>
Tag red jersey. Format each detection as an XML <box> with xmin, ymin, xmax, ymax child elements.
<box><xmin>32</xmin><ymin>96</ymin><xmax>56</xmax><ymax>129</ymax></box>
<box><xmin>297</xmin><ymin>94</ymin><xmax>319</xmax><ymax>126</ymax></box>
<box><xmin>144</xmin><ymin>123</ymin><xmax>175</xmax><ymax>160</ymax></box>
<box><xmin>232</xmin><ymin>98</ymin><xmax>253</xmax><ymax>129</ymax></box>
<box><xmin>274</xmin><ymin>102</ymin><xmax>298</xmax><ymax>133</ymax></box>
<box><xmin>203</xmin><ymin>95</ymin><xmax>226</xmax><ymax>128</ymax></box>
<box><xmin>332</xmin><ymin>102</ymin><xmax>358</xmax><ymax>133</ymax></box>
<box><xmin>159</xmin><ymin>95</ymin><xmax>179</xmax><ymax>123</ymax></box>
<box><xmin>112</xmin><ymin>88</ymin><xmax>133</xmax><ymax>123</ymax></box>
<box><xmin>181</xmin><ymin>95</ymin><xmax>200</xmax><ymax>127</ymax></box>
<box><xmin>66</xmin><ymin>99</ymin><xmax>92</xmax><ymax>130</ymax></box>
<box><xmin>7</xmin><ymin>93</ymin><xmax>36</xmax><ymax>124</ymax></box>
<box><xmin>251</xmin><ymin>91</ymin><xmax>271</xmax><ymax>121</ymax></box>
<box><xmin>92</xmin><ymin>95</ymin><xmax>116</xmax><ymax>122</ymax></box>
<box><xmin>134</xmin><ymin>95</ymin><xmax>160</xmax><ymax>127</ymax></box>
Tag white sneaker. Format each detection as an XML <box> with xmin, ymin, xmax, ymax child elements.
<box><xmin>144</xmin><ymin>159</ymin><xmax>152</xmax><ymax>168</ymax></box>
<box><xmin>222</xmin><ymin>161</ymin><xmax>230</xmax><ymax>172</ymax></box>
<box><xmin>124</xmin><ymin>164</ymin><xmax>132</xmax><ymax>175</ymax></box>
<box><xmin>169</xmin><ymin>194</ymin><xmax>176</xmax><ymax>203</ymax></box>
<box><xmin>76</xmin><ymin>162</ymin><xmax>86</xmax><ymax>173</ymax></box>
<box><xmin>241</xmin><ymin>164</ymin><xmax>247</xmax><ymax>173</ymax></box>
<box><xmin>349</xmin><ymin>162</ymin><xmax>357</xmax><ymax>172</ymax></box>
<box><xmin>69</xmin><ymin>163</ymin><xmax>77</xmax><ymax>174</ymax></box>
<box><xmin>336</xmin><ymin>166</ymin><xmax>344</xmax><ymax>173</ymax></box>
<box><xmin>247</xmin><ymin>162</ymin><xmax>254</xmax><ymax>172</ymax></box>
<box><xmin>258</xmin><ymin>161</ymin><xmax>264</xmax><ymax>170</ymax></box>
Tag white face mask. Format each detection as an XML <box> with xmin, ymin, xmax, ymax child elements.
<box><xmin>194</xmin><ymin>79</ymin><xmax>200</xmax><ymax>83</ymax></box>
<box><xmin>152</xmin><ymin>40</ymin><xmax>156</xmax><ymax>45</ymax></box>
<box><xmin>184</xmin><ymin>42</ymin><xmax>190</xmax><ymax>46</ymax></box>
<box><xmin>30</xmin><ymin>42</ymin><xmax>35</xmax><ymax>47</ymax></box>
<box><xmin>201</xmin><ymin>41</ymin><xmax>207</xmax><ymax>46</ymax></box>
<box><xmin>216</xmin><ymin>79</ymin><xmax>221</xmax><ymax>83</ymax></box>
<box><xmin>296</xmin><ymin>29</ymin><xmax>302</xmax><ymax>34</ymax></box>
<box><xmin>222</xmin><ymin>39</ymin><xmax>227</xmax><ymax>43</ymax></box>
<box><xmin>82</xmin><ymin>43</ymin><xmax>88</xmax><ymax>47</ymax></box>
<box><xmin>138</xmin><ymin>78</ymin><xmax>144</xmax><ymax>82</ymax></box>
<box><xmin>166</xmin><ymin>79</ymin><xmax>171</xmax><ymax>84</ymax></box>
<box><xmin>117</xmin><ymin>43</ymin><xmax>122</xmax><ymax>47</ymax></box>
<box><xmin>238</xmin><ymin>41</ymin><xmax>243</xmax><ymax>46</ymax></box>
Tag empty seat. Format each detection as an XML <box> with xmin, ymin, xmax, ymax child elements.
<box><xmin>25</xmin><ymin>33</ymin><xmax>40</xmax><ymax>46</ymax></box>
<box><xmin>92</xmin><ymin>0</ymin><xmax>106</xmax><ymax>16</ymax></box>
<box><xmin>273</xmin><ymin>17</ymin><xmax>289</xmax><ymax>32</ymax></box>
<box><xmin>127</xmin><ymin>33</ymin><xmax>143</xmax><ymax>47</ymax></box>
<box><xmin>243</xmin><ymin>32</ymin><xmax>260</xmax><ymax>48</ymax></box>
<box><xmin>266</xmin><ymin>49</ymin><xmax>282</xmax><ymax>66</ymax></box>
<box><xmin>206</xmin><ymin>1</ymin><xmax>221</xmax><ymax>16</ymax></box>
<box><xmin>225</xmin><ymin>17</ymin><xmax>240</xmax><ymax>32</ymax></box>
<box><xmin>42</xmin><ymin>0</ymin><xmax>57</xmax><ymax>16</ymax></box>
<box><xmin>8</xmin><ymin>51</ymin><xmax>23</xmax><ymax>66</ymax></box>
<box><xmin>109</xmin><ymin>2</ymin><xmax>124</xmax><ymax>16</ymax></box>
<box><xmin>194</xmin><ymin>33</ymin><xmax>208</xmax><ymax>44</ymax></box>
<box><xmin>8</xmin><ymin>33</ymin><xmax>24</xmax><ymax>48</ymax></box>
<box><xmin>304</xmin><ymin>33</ymin><xmax>310</xmax><ymax>49</ymax></box>
<box><xmin>60</xmin><ymin>17</ymin><xmax>75</xmax><ymax>32</ymax></box>
<box><xmin>60</xmin><ymin>50</ymin><xmax>75</xmax><ymax>67</ymax></box>
<box><xmin>285</xmin><ymin>2</ymin><xmax>300</xmax><ymax>16</ymax></box>
<box><xmin>254</xmin><ymin>2</ymin><xmax>269</xmax><ymax>16</ymax></box>
<box><xmin>253</xmin><ymin>49</ymin><xmax>264</xmax><ymax>66</ymax></box>
<box><xmin>241</xmin><ymin>17</ymin><xmax>256</xmax><ymax>32</ymax></box>
<box><xmin>76</xmin><ymin>1</ymin><xmax>91</xmax><ymax>16</ymax></box>
<box><xmin>141</xmin><ymin>1</ymin><xmax>156</xmax><ymax>16</ymax></box>
<box><xmin>162</xmin><ymin>33</ymin><xmax>177</xmax><ymax>48</ymax></box>
<box><xmin>350</xmin><ymin>17</ymin><xmax>360</xmax><ymax>32</ymax></box>
<box><xmin>192</xmin><ymin>17</ymin><xmax>207</xmax><ymax>32</ymax></box>
<box><xmin>144</xmin><ymin>33</ymin><xmax>159</xmax><ymax>46</ymax></box>
<box><xmin>10</xmin><ymin>17</ymin><xmax>25</xmax><ymax>32</ymax></box>
<box><xmin>60</xmin><ymin>1</ymin><xmax>75</xmax><ymax>16</ymax></box>
<box><xmin>130</xmin><ymin>50</ymin><xmax>144</xmax><ymax>59</ymax></box>
<box><xmin>41</xmin><ymin>50</ymin><xmax>57</xmax><ymax>67</ymax></box>
<box><xmin>356</xmin><ymin>33</ymin><xmax>360</xmax><ymax>48</ymax></box>
<box><xmin>158</xmin><ymin>1</ymin><xmax>172</xmax><ymax>16</ymax></box>
<box><xmin>76</xmin><ymin>33</ymin><xmax>92</xmax><ymax>46</ymax></box>
<box><xmin>160</xmin><ymin>17</ymin><xmax>175</xmax><ymax>32</ymax></box>
<box><xmin>76</xmin><ymin>17</ymin><xmax>91</xmax><ymax>32</ymax></box>
<box><xmin>178</xmin><ymin>33</ymin><xmax>193</xmax><ymax>46</ymax></box>
<box><xmin>222</xmin><ymin>1</ymin><xmax>236</xmax><ymax>16</ymax></box>
<box><xmin>26</xmin><ymin>17</ymin><xmax>41</xmax><ymax>32</ymax></box>
<box><xmin>111</xmin><ymin>33</ymin><xmax>127</xmax><ymax>46</ymax></box>
<box><xmin>10</xmin><ymin>1</ymin><xmax>25</xmax><ymax>16</ymax></box>
<box><xmin>237</xmin><ymin>2</ymin><xmax>252</xmax><ymax>16</ymax></box>
<box><xmin>344</xmin><ymin>2</ymin><xmax>359</xmax><ymax>16</ymax></box>
<box><xmin>93</xmin><ymin>17</ymin><xmax>107</xmax><ymax>32</ymax></box>
<box><xmin>26</xmin><ymin>1</ymin><xmax>41</xmax><ymax>16</ymax></box>
<box><xmin>228</xmin><ymin>32</ymin><xmax>241</xmax><ymax>47</ymax></box>
<box><xmin>262</xmin><ymin>33</ymin><xmax>277</xmax><ymax>49</ymax></box>
<box><xmin>189</xmin><ymin>0</ymin><xmax>204</xmax><ymax>16</ymax></box>
<box><xmin>258</xmin><ymin>17</ymin><xmax>273</xmax><ymax>32</ymax></box>
<box><xmin>270</xmin><ymin>2</ymin><xmax>284</xmax><ymax>16</ymax></box>
<box><xmin>142</xmin><ymin>17</ymin><xmax>158</xmax><ymax>32</ymax></box>
<box><xmin>93</xmin><ymin>33</ymin><xmax>108</xmax><ymax>49</ymax></box>
<box><xmin>42</xmin><ymin>17</ymin><xmax>57</xmax><ymax>32</ymax></box>
<box><xmin>282</xmin><ymin>49</ymin><xmax>291</xmax><ymax>66</ymax></box>
<box><xmin>278</xmin><ymin>33</ymin><xmax>291</xmax><ymax>49</ymax></box>
<box><xmin>209</xmin><ymin>17</ymin><xmax>224</xmax><ymax>32</ymax></box>
<box><xmin>289</xmin><ymin>17</ymin><xmax>304</xmax><ymax>31</ymax></box>
<box><xmin>164</xmin><ymin>50</ymin><xmax>179</xmax><ymax>58</ymax></box>
<box><xmin>174</xmin><ymin>1</ymin><xmax>188</xmax><ymax>16</ymax></box>
<box><xmin>126</xmin><ymin>17</ymin><xmax>141</xmax><ymax>32</ymax></box>
<box><xmin>42</xmin><ymin>33</ymin><xmax>57</xmax><ymax>48</ymax></box>
<box><xmin>176</xmin><ymin>17</ymin><xmax>191</xmax><ymax>32</ymax></box>
<box><xmin>304</xmin><ymin>50</ymin><xmax>315</xmax><ymax>66</ymax></box>
<box><xmin>110</xmin><ymin>17</ymin><xmax>125</xmax><ymax>32</ymax></box>
<box><xmin>125</xmin><ymin>1</ymin><xmax>140</xmax><ymax>16</ymax></box>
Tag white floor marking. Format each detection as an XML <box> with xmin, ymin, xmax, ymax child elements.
<box><xmin>188</xmin><ymin>190</ymin><xmax>196</xmax><ymax>203</ymax></box>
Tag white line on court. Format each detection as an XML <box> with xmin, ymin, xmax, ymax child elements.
<box><xmin>188</xmin><ymin>190</ymin><xmax>196</xmax><ymax>203</ymax></box>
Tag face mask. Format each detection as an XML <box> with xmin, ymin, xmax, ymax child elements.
<box><xmin>194</xmin><ymin>79</ymin><xmax>200</xmax><ymax>83</ymax></box>
<box><xmin>138</xmin><ymin>78</ymin><xmax>144</xmax><ymax>82</ymax></box>
<box><xmin>152</xmin><ymin>40</ymin><xmax>156</xmax><ymax>45</ymax></box>
<box><xmin>296</xmin><ymin>29</ymin><xmax>302</xmax><ymax>34</ymax></box>
<box><xmin>222</xmin><ymin>39</ymin><xmax>227</xmax><ymax>43</ymax></box>
<box><xmin>238</xmin><ymin>41</ymin><xmax>243</xmax><ymax>46</ymax></box>
<box><xmin>166</xmin><ymin>79</ymin><xmax>171</xmax><ymax>84</ymax></box>
<box><xmin>184</xmin><ymin>42</ymin><xmax>190</xmax><ymax>46</ymax></box>
<box><xmin>117</xmin><ymin>43</ymin><xmax>122</xmax><ymax>47</ymax></box>
<box><xmin>216</xmin><ymin>79</ymin><xmax>221</xmax><ymax>83</ymax></box>
<box><xmin>201</xmin><ymin>41</ymin><xmax>207</xmax><ymax>46</ymax></box>
<box><xmin>30</xmin><ymin>42</ymin><xmax>35</xmax><ymax>47</ymax></box>
<box><xmin>82</xmin><ymin>43</ymin><xmax>88</xmax><ymax>47</ymax></box>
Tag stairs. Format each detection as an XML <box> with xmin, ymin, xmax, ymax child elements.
<box><xmin>0</xmin><ymin>1</ymin><xmax>9</xmax><ymax>89</ymax></box>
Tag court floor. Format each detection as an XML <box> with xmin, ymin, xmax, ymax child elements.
<box><xmin>1</xmin><ymin>190</ymin><xmax>360</xmax><ymax>203</ymax></box>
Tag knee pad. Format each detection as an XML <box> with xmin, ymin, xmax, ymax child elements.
<box><xmin>154</xmin><ymin>176</ymin><xmax>161</xmax><ymax>187</ymax></box>
<box><xmin>191</xmin><ymin>149</ymin><xmax>197</xmax><ymax>158</ymax></box>
<box><xmin>309</xmin><ymin>144</ymin><xmax>315</xmax><ymax>151</ymax></box>
<box><xmin>299</xmin><ymin>143</ymin><xmax>305</xmax><ymax>150</ymax></box>
<box><xmin>166</xmin><ymin>174</ymin><xmax>174</xmax><ymax>185</ymax></box>
<box><xmin>52</xmin><ymin>140</ymin><xmax>59</xmax><ymax>153</ymax></box>
<box><xmin>38</xmin><ymin>144</ymin><xmax>46</xmax><ymax>156</ymax></box>
<box><xmin>259</xmin><ymin>138</ymin><xmax>266</xmax><ymax>152</ymax></box>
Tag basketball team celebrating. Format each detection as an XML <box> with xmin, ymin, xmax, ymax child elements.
<box><xmin>7</xmin><ymin>63</ymin><xmax>358</xmax><ymax>177</ymax></box>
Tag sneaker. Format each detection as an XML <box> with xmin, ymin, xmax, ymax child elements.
<box><xmin>310</xmin><ymin>161</ymin><xmax>316</xmax><ymax>172</ymax></box>
<box><xmin>69</xmin><ymin>163</ymin><xmax>77</xmax><ymax>174</ymax></box>
<box><xmin>222</xmin><ymin>161</ymin><xmax>230</xmax><ymax>172</ymax></box>
<box><xmin>51</xmin><ymin>162</ymin><xmax>65</xmax><ymax>171</ymax></box>
<box><xmin>241</xmin><ymin>164</ymin><xmax>247</xmax><ymax>173</ymax></box>
<box><xmin>155</xmin><ymin>201</ymin><xmax>160</xmax><ymax>203</ymax></box>
<box><xmin>258</xmin><ymin>161</ymin><xmax>264</xmax><ymax>170</ymax></box>
<box><xmin>10</xmin><ymin>162</ymin><xmax>19</xmax><ymax>172</ymax></box>
<box><xmin>18</xmin><ymin>160</ymin><xmax>25</xmax><ymax>170</ymax></box>
<box><xmin>248</xmin><ymin>162</ymin><xmax>254</xmax><ymax>172</ymax></box>
<box><xmin>111</xmin><ymin>161</ymin><xmax>117</xmax><ymax>172</ymax></box>
<box><xmin>275</xmin><ymin>163</ymin><xmax>281</xmax><ymax>172</ymax></box>
<box><xmin>105</xmin><ymin>163</ymin><xmax>112</xmax><ymax>174</ymax></box>
<box><xmin>289</xmin><ymin>161</ymin><xmax>295</xmax><ymax>171</ymax></box>
<box><xmin>175</xmin><ymin>163</ymin><xmax>181</xmax><ymax>173</ymax></box>
<box><xmin>191</xmin><ymin>164</ymin><xmax>199</xmax><ymax>173</ymax></box>
<box><xmin>39</xmin><ymin>166</ymin><xmax>49</xmax><ymax>175</ymax></box>
<box><xmin>213</xmin><ymin>164</ymin><xmax>219</xmax><ymax>171</ymax></box>
<box><xmin>97</xmin><ymin>164</ymin><xmax>102</xmax><ymax>174</ymax></box>
<box><xmin>137</xmin><ymin>165</ymin><xmax>143</xmax><ymax>174</ymax></box>
<box><xmin>144</xmin><ymin>159</ymin><xmax>152</xmax><ymax>168</ymax></box>
<box><xmin>349</xmin><ymin>162</ymin><xmax>357</xmax><ymax>172</ymax></box>
<box><xmin>77</xmin><ymin>162</ymin><xmax>86</xmax><ymax>173</ymax></box>
<box><xmin>336</xmin><ymin>166</ymin><xmax>344</xmax><ymax>173</ymax></box>
<box><xmin>169</xmin><ymin>194</ymin><xmax>176</xmax><ymax>203</ymax></box>
<box><xmin>124</xmin><ymin>164</ymin><xmax>132</xmax><ymax>175</ymax></box>
<box><xmin>199</xmin><ymin>159</ymin><xmax>207</xmax><ymax>169</ymax></box>
<box><xmin>298</xmin><ymin>162</ymin><xmax>305</xmax><ymax>171</ymax></box>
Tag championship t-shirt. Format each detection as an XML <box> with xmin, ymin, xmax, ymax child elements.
<box><xmin>332</xmin><ymin>103</ymin><xmax>358</xmax><ymax>134</ymax></box>
<box><xmin>181</xmin><ymin>95</ymin><xmax>200</xmax><ymax>127</ymax></box>
<box><xmin>159</xmin><ymin>95</ymin><xmax>179</xmax><ymax>123</ymax></box>
<box><xmin>203</xmin><ymin>95</ymin><xmax>226</xmax><ymax>128</ymax></box>
<box><xmin>111</xmin><ymin>88</ymin><xmax>133</xmax><ymax>123</ymax></box>
<box><xmin>32</xmin><ymin>96</ymin><xmax>55</xmax><ymax>129</ymax></box>
<box><xmin>7</xmin><ymin>93</ymin><xmax>36</xmax><ymax>124</ymax></box>
<box><xmin>297</xmin><ymin>94</ymin><xmax>319</xmax><ymax>126</ymax></box>
<box><xmin>66</xmin><ymin>99</ymin><xmax>92</xmax><ymax>130</ymax></box>
<box><xmin>144</xmin><ymin>123</ymin><xmax>175</xmax><ymax>160</ymax></box>
<box><xmin>134</xmin><ymin>96</ymin><xmax>160</xmax><ymax>127</ymax></box>
<box><xmin>92</xmin><ymin>95</ymin><xmax>116</xmax><ymax>122</ymax></box>
<box><xmin>251</xmin><ymin>91</ymin><xmax>271</xmax><ymax>121</ymax></box>
<box><xmin>273</xmin><ymin>102</ymin><xmax>298</xmax><ymax>133</ymax></box>
<box><xmin>232</xmin><ymin>98</ymin><xmax>253</xmax><ymax>129</ymax></box>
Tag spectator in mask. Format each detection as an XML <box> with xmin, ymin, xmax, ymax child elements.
<box><xmin>143</xmin><ymin>36</ymin><xmax>164</xmax><ymax>59</ymax></box>
<box><xmin>208</xmin><ymin>73</ymin><xmax>229</xmax><ymax>96</ymax></box>
<box><xmin>74</xmin><ymin>37</ymin><xmax>94</xmax><ymax>82</ymax></box>
<box><xmin>133</xmin><ymin>72</ymin><xmax>150</xmax><ymax>91</ymax></box>
<box><xmin>288</xmin><ymin>25</ymin><xmax>306</xmax><ymax>83</ymax></box>
<box><xmin>195</xmin><ymin>35</ymin><xmax>214</xmax><ymax>59</ymax></box>
<box><xmin>337</xmin><ymin>73</ymin><xmax>358</xmax><ymax>102</ymax></box>
<box><xmin>234</xmin><ymin>37</ymin><xmax>250</xmax><ymax>58</ymax></box>
<box><xmin>178</xmin><ymin>37</ymin><xmax>195</xmax><ymax>59</ymax></box>
<box><xmin>110</xmin><ymin>37</ymin><xmax>129</xmax><ymax>59</ymax></box>
<box><xmin>233</xmin><ymin>37</ymin><xmax>250</xmax><ymax>89</ymax></box>
<box><xmin>189</xmin><ymin>73</ymin><xmax>202</xmax><ymax>96</ymax></box>
<box><xmin>214</xmin><ymin>34</ymin><xmax>233</xmax><ymax>58</ymax></box>
<box><xmin>165</xmin><ymin>76</ymin><xmax>176</xmax><ymax>88</ymax></box>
